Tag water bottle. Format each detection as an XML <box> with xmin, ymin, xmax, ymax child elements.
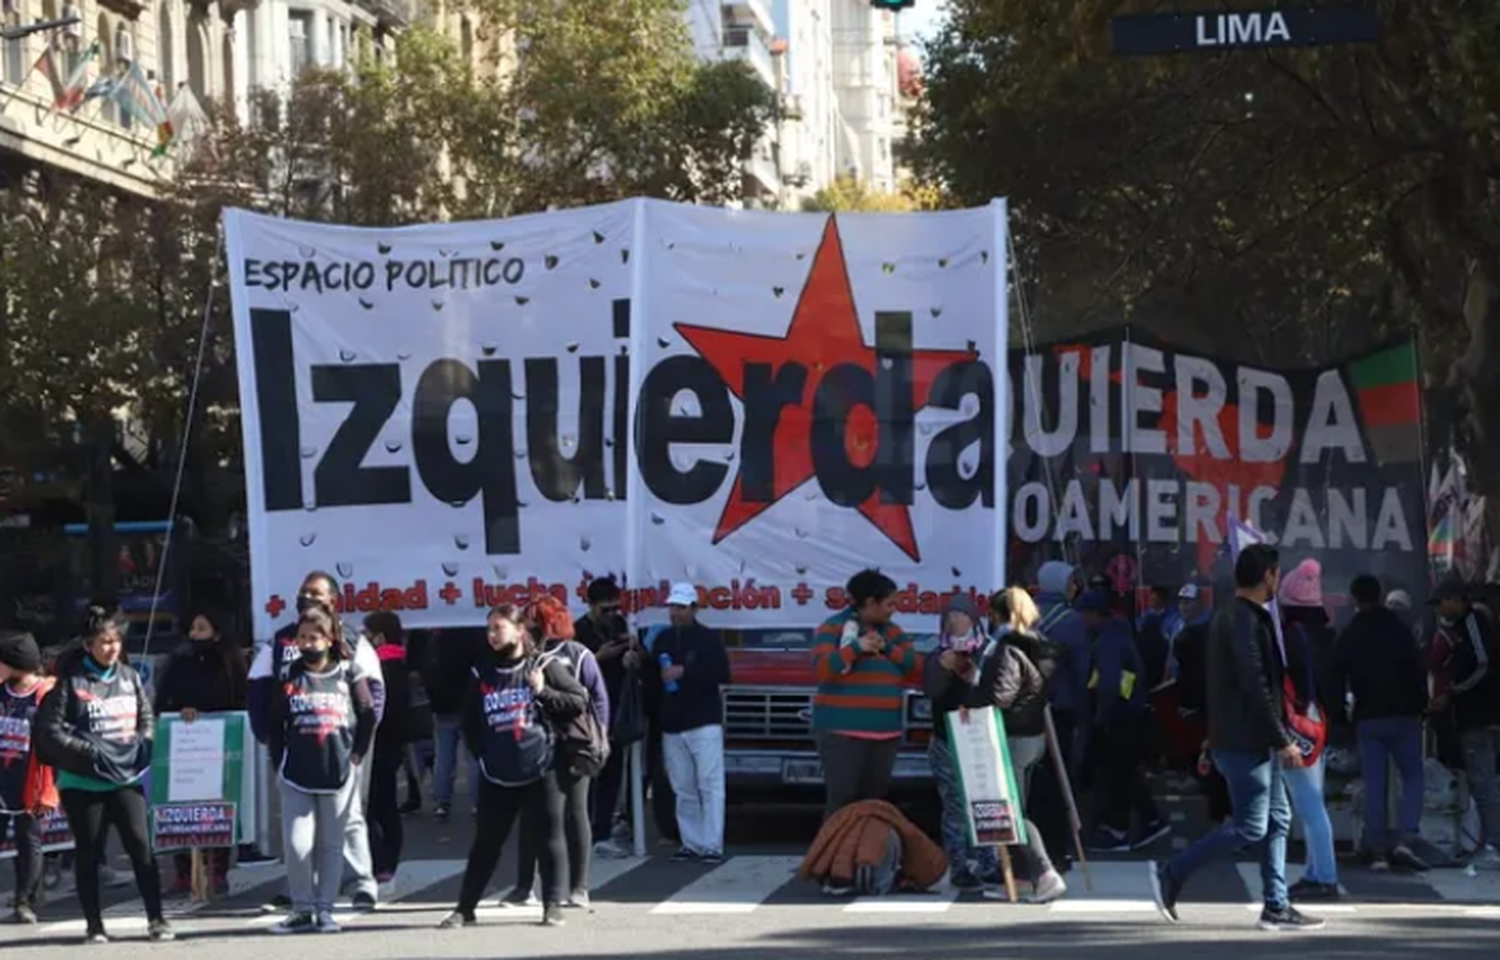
<box><xmin>659</xmin><ymin>652</ymin><xmax>679</xmax><ymax>694</ymax></box>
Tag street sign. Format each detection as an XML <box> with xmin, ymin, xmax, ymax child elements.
<box><xmin>1111</xmin><ymin>5</ymin><xmax>1379</xmax><ymax>56</ymax></box>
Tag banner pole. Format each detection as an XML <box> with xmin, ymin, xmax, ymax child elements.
<box><xmin>1043</xmin><ymin>704</ymin><xmax>1092</xmax><ymax>890</ymax></box>
<box><xmin>630</xmin><ymin>740</ymin><xmax>646</xmax><ymax>859</ymax></box>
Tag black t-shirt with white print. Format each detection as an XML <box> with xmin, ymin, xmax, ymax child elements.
<box><xmin>473</xmin><ymin>659</ymin><xmax>554</xmax><ymax>787</ymax></box>
<box><xmin>0</xmin><ymin>682</ymin><xmax>45</xmax><ymax>811</ymax></box>
<box><xmin>276</xmin><ymin>660</ymin><xmax>374</xmax><ymax>794</ymax></box>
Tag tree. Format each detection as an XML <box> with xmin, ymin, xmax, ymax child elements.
<box><xmin>457</xmin><ymin>0</ymin><xmax>775</xmax><ymax>214</ymax></box>
<box><xmin>0</xmin><ymin>4</ymin><xmax>776</xmax><ymax>537</ymax></box>
<box><xmin>801</xmin><ymin>176</ymin><xmax>943</xmax><ymax>213</ymax></box>
<box><xmin>913</xmin><ymin>0</ymin><xmax>1500</xmax><ymax>559</ymax></box>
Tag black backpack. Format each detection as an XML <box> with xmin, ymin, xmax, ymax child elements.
<box><xmin>538</xmin><ymin>650</ymin><xmax>611</xmax><ymax>777</ymax></box>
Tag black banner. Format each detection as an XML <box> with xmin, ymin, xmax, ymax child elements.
<box><xmin>1003</xmin><ymin>330</ymin><xmax>1427</xmax><ymax>606</ymax></box>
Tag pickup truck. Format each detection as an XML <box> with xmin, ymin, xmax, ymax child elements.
<box><xmin>719</xmin><ymin>628</ymin><xmax>939</xmax><ymax>801</ymax></box>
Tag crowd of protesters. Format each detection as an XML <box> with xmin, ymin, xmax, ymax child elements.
<box><xmin>2</xmin><ymin>552</ymin><xmax>1498</xmax><ymax>941</ymax></box>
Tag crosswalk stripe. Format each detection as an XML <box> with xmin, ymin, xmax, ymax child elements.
<box><xmin>651</xmin><ymin>855</ymin><xmax>801</xmax><ymax>915</ymax></box>
<box><xmin>844</xmin><ymin>888</ymin><xmax>958</xmax><ymax>913</ymax></box>
<box><xmin>337</xmin><ymin>859</ymin><xmax>469</xmax><ymax>926</ymax></box>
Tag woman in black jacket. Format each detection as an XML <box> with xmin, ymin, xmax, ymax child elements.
<box><xmin>33</xmin><ymin>604</ymin><xmax>173</xmax><ymax>944</ymax></box>
<box><xmin>154</xmin><ymin>607</ymin><xmax>247</xmax><ymax>896</ymax></box>
<box><xmin>925</xmin><ymin>590</ymin><xmax>1065</xmax><ymax>903</ymax></box>
<box><xmin>439</xmin><ymin>604</ymin><xmax>589</xmax><ymax>930</ymax></box>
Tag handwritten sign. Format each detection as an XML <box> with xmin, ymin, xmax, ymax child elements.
<box><xmin>149</xmin><ymin>712</ymin><xmax>256</xmax><ymax>851</ymax></box>
<box><xmin>167</xmin><ymin>718</ymin><xmax>226</xmax><ymax>802</ymax></box>
<box><xmin>946</xmin><ymin>706</ymin><xmax>1028</xmax><ymax>847</ymax></box>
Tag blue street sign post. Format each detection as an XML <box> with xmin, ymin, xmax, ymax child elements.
<box><xmin>1111</xmin><ymin>5</ymin><xmax>1379</xmax><ymax>56</ymax></box>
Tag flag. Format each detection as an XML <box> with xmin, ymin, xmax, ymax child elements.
<box><xmin>34</xmin><ymin>39</ymin><xmax>66</xmax><ymax>105</ymax></box>
<box><xmin>52</xmin><ymin>40</ymin><xmax>100</xmax><ymax>113</ymax></box>
<box><xmin>110</xmin><ymin>60</ymin><xmax>173</xmax><ymax>154</ymax></box>
<box><xmin>1227</xmin><ymin>515</ymin><xmax>1287</xmax><ymax>666</ymax></box>
<box><xmin>1347</xmin><ymin>341</ymin><xmax>1422</xmax><ymax>466</ymax></box>
<box><xmin>165</xmin><ymin>85</ymin><xmax>211</xmax><ymax>158</ymax></box>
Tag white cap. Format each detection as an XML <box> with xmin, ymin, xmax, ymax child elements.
<box><xmin>1386</xmin><ymin>589</ymin><xmax>1412</xmax><ymax>611</ymax></box>
<box><xmin>1178</xmin><ymin>584</ymin><xmax>1201</xmax><ymax>600</ymax></box>
<box><xmin>666</xmin><ymin>583</ymin><xmax>698</xmax><ymax>607</ymax></box>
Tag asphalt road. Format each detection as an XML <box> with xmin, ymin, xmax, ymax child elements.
<box><xmin>5</xmin><ymin>790</ymin><xmax>1500</xmax><ymax>958</ymax></box>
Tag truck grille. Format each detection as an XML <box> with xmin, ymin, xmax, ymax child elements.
<box><xmin>723</xmin><ymin>686</ymin><xmax>816</xmax><ymax>742</ymax></box>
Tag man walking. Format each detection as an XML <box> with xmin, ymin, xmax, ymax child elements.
<box><xmin>1148</xmin><ymin>544</ymin><xmax>1324</xmax><ymax>931</ymax></box>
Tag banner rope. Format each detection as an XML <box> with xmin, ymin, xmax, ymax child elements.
<box><xmin>142</xmin><ymin>227</ymin><xmax>225</xmax><ymax>660</ymax></box>
<box><xmin>1006</xmin><ymin>228</ymin><xmax>1076</xmax><ymax>569</ymax></box>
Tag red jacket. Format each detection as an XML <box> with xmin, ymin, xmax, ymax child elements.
<box><xmin>21</xmin><ymin>677</ymin><xmax>58</xmax><ymax>812</ymax></box>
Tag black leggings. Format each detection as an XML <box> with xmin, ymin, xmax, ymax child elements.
<box><xmin>457</xmin><ymin>773</ymin><xmax>565</xmax><ymax>913</ymax></box>
<box><xmin>515</xmin><ymin>770</ymin><xmax>591</xmax><ymax>894</ymax></box>
<box><xmin>60</xmin><ymin>787</ymin><xmax>164</xmax><ymax>930</ymax></box>
<box><xmin>3</xmin><ymin>813</ymin><xmax>43</xmax><ymax>909</ymax></box>
<box><xmin>369</xmin><ymin>750</ymin><xmax>405</xmax><ymax>876</ymax></box>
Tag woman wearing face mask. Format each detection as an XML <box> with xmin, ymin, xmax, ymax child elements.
<box><xmin>33</xmin><ymin>604</ymin><xmax>172</xmax><ymax>944</ymax></box>
<box><xmin>440</xmin><ymin>604</ymin><xmax>589</xmax><ymax>930</ymax></box>
<box><xmin>268</xmin><ymin>607</ymin><xmax>377</xmax><ymax>935</ymax></box>
<box><xmin>154</xmin><ymin>608</ymin><xmax>248</xmax><ymax>896</ymax></box>
<box><xmin>925</xmin><ymin>592</ymin><xmax>1066</xmax><ymax>903</ymax></box>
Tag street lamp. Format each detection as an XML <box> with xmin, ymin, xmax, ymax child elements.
<box><xmin>0</xmin><ymin>15</ymin><xmax>81</xmax><ymax>42</ymax></box>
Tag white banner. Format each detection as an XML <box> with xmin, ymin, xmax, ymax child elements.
<box><xmin>225</xmin><ymin>199</ymin><xmax>1008</xmax><ymax>636</ymax></box>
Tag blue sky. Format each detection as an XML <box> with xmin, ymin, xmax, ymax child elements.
<box><xmin>899</xmin><ymin>1</ymin><xmax>948</xmax><ymax>42</ymax></box>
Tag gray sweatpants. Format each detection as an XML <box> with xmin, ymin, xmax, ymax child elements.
<box><xmin>281</xmin><ymin>774</ymin><xmax>358</xmax><ymax>915</ymax></box>
<box><xmin>341</xmin><ymin>747</ymin><xmax>377</xmax><ymax>898</ymax></box>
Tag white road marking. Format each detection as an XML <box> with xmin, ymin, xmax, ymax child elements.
<box><xmin>651</xmin><ymin>855</ymin><xmax>801</xmax><ymax>915</ymax></box>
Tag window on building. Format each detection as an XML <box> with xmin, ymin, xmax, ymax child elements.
<box><xmin>3</xmin><ymin>9</ymin><xmax>25</xmax><ymax>86</ymax></box>
<box><xmin>289</xmin><ymin>12</ymin><xmax>312</xmax><ymax>76</ymax></box>
<box><xmin>158</xmin><ymin>1</ymin><xmax>175</xmax><ymax>94</ymax></box>
<box><xmin>96</xmin><ymin>14</ymin><xmax>116</xmax><ymax>125</ymax></box>
<box><xmin>461</xmin><ymin>17</ymin><xmax>474</xmax><ymax>63</ymax></box>
<box><xmin>187</xmin><ymin>11</ymin><xmax>207</xmax><ymax>101</ymax></box>
<box><xmin>222</xmin><ymin>33</ymin><xmax>234</xmax><ymax>104</ymax></box>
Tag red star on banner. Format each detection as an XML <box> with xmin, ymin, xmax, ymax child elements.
<box><xmin>676</xmin><ymin>218</ymin><xmax>974</xmax><ymax>561</ymax></box>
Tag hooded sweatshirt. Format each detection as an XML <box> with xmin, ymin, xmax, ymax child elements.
<box><xmin>33</xmin><ymin>646</ymin><xmax>153</xmax><ymax>792</ymax></box>
<box><xmin>1035</xmin><ymin>561</ymin><xmax>1089</xmax><ymax>715</ymax></box>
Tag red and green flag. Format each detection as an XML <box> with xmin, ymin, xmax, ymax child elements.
<box><xmin>1347</xmin><ymin>340</ymin><xmax>1422</xmax><ymax>465</ymax></box>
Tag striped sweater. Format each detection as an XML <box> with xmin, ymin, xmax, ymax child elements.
<box><xmin>811</xmin><ymin>609</ymin><xmax>922</xmax><ymax>734</ymax></box>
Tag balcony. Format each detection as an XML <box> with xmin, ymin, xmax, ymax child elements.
<box><xmin>355</xmin><ymin>0</ymin><xmax>414</xmax><ymax>28</ymax></box>
<box><xmin>722</xmin><ymin>0</ymin><xmax>775</xmax><ymax>40</ymax></box>
<box><xmin>723</xmin><ymin>27</ymin><xmax>775</xmax><ymax>90</ymax></box>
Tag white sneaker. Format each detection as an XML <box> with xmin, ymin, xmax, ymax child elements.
<box><xmin>1027</xmin><ymin>869</ymin><xmax>1068</xmax><ymax>904</ymax></box>
<box><xmin>1473</xmin><ymin>845</ymin><xmax>1500</xmax><ymax>871</ymax></box>
<box><xmin>596</xmin><ymin>839</ymin><xmax>631</xmax><ymax>859</ymax></box>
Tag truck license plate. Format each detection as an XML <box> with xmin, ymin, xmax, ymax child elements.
<box><xmin>782</xmin><ymin>760</ymin><xmax>823</xmax><ymax>785</ymax></box>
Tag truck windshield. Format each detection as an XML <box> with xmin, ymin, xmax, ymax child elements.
<box><xmin>724</xmin><ymin>628</ymin><xmax>941</xmax><ymax>653</ymax></box>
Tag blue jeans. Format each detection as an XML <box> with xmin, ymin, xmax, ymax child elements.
<box><xmin>1283</xmin><ymin>755</ymin><xmax>1338</xmax><ymax>885</ymax></box>
<box><xmin>433</xmin><ymin>714</ymin><xmax>480</xmax><ymax>810</ymax></box>
<box><xmin>1356</xmin><ymin>716</ymin><xmax>1425</xmax><ymax>852</ymax></box>
<box><xmin>1165</xmin><ymin>748</ymin><xmax>1291</xmax><ymax>910</ymax></box>
<box><xmin>929</xmin><ymin>736</ymin><xmax>998</xmax><ymax>881</ymax></box>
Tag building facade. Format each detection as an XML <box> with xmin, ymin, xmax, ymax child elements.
<box><xmin>686</xmin><ymin>0</ymin><xmax>782</xmax><ymax>208</ymax></box>
<box><xmin>768</xmin><ymin>0</ymin><xmax>909</xmax><ymax>207</ymax></box>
